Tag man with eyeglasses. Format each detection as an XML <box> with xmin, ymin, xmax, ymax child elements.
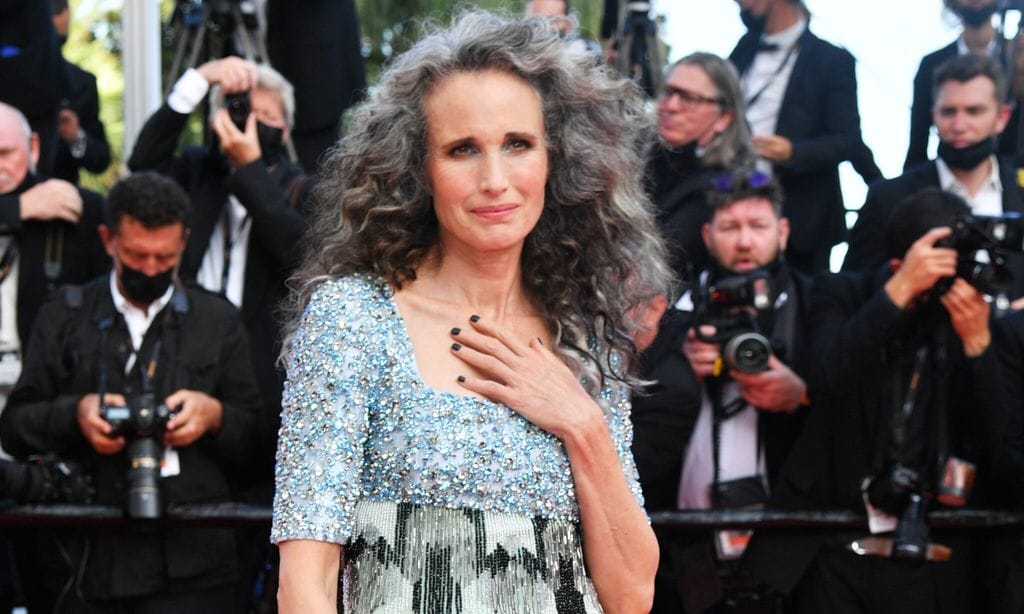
<box><xmin>635</xmin><ymin>167</ymin><xmax>813</xmax><ymax>613</ymax></box>
<box><xmin>648</xmin><ymin>53</ymin><xmax>755</xmax><ymax>286</ymax></box>
<box><xmin>729</xmin><ymin>0</ymin><xmax>878</xmax><ymax>275</ymax></box>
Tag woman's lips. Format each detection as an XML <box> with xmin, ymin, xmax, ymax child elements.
<box><xmin>471</xmin><ymin>204</ymin><xmax>518</xmax><ymax>220</ymax></box>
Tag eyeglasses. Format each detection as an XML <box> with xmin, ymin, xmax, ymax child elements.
<box><xmin>712</xmin><ymin>169</ymin><xmax>772</xmax><ymax>193</ymax></box>
<box><xmin>659</xmin><ymin>85</ymin><xmax>724</xmax><ymax>109</ymax></box>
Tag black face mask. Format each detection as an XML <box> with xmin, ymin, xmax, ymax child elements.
<box><xmin>257</xmin><ymin>122</ymin><xmax>285</xmax><ymax>166</ymax></box>
<box><xmin>956</xmin><ymin>4</ymin><xmax>997</xmax><ymax>28</ymax></box>
<box><xmin>740</xmin><ymin>9</ymin><xmax>767</xmax><ymax>35</ymax></box>
<box><xmin>120</xmin><ymin>264</ymin><xmax>173</xmax><ymax>305</ymax></box>
<box><xmin>937</xmin><ymin>136</ymin><xmax>996</xmax><ymax>171</ymax></box>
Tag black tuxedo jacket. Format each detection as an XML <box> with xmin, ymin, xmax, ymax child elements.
<box><xmin>128</xmin><ymin>105</ymin><xmax>313</xmax><ymax>490</ymax></box>
<box><xmin>843</xmin><ymin>158</ymin><xmax>1024</xmax><ymax>299</ymax></box>
<box><xmin>730</xmin><ymin>28</ymin><xmax>868</xmax><ymax>267</ymax></box>
<box><xmin>52</xmin><ymin>60</ymin><xmax>111</xmax><ymax>184</ymax></box>
<box><xmin>0</xmin><ymin>174</ymin><xmax>108</xmax><ymax>351</ymax></box>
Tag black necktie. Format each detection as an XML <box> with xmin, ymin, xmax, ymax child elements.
<box><xmin>756</xmin><ymin>41</ymin><xmax>780</xmax><ymax>52</ymax></box>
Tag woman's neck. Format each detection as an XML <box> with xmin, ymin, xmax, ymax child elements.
<box><xmin>410</xmin><ymin>245</ymin><xmax>533</xmax><ymax>321</ymax></box>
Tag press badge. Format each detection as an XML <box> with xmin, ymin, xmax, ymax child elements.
<box><xmin>161</xmin><ymin>446</ymin><xmax>181</xmax><ymax>477</ymax></box>
<box><xmin>0</xmin><ymin>350</ymin><xmax>21</xmax><ymax>388</ymax></box>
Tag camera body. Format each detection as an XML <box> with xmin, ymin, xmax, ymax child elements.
<box><xmin>936</xmin><ymin>212</ymin><xmax>1024</xmax><ymax>296</ymax></box>
<box><xmin>694</xmin><ymin>270</ymin><xmax>775</xmax><ymax>374</ymax></box>
<box><xmin>101</xmin><ymin>394</ymin><xmax>172</xmax><ymax>519</ymax></box>
<box><xmin>224</xmin><ymin>91</ymin><xmax>251</xmax><ymax>131</ymax></box>
<box><xmin>865</xmin><ymin>463</ymin><xmax>922</xmax><ymax>516</ymax></box>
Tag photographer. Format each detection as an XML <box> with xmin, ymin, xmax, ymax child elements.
<box><xmin>749</xmin><ymin>188</ymin><xmax>1009</xmax><ymax>612</ymax></box>
<box><xmin>0</xmin><ymin>173</ymin><xmax>263</xmax><ymax>612</ymax></box>
<box><xmin>128</xmin><ymin>56</ymin><xmax>313</xmax><ymax>498</ymax></box>
<box><xmin>643</xmin><ymin>167</ymin><xmax>812</xmax><ymax>613</ymax></box>
<box><xmin>845</xmin><ymin>53</ymin><xmax>1024</xmax><ymax>300</ymax></box>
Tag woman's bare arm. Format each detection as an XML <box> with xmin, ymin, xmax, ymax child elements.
<box><xmin>278</xmin><ymin>539</ymin><xmax>341</xmax><ymax>614</ymax></box>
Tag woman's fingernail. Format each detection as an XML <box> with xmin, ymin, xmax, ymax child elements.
<box><xmin>457</xmin><ymin>375</ymin><xmax>466</xmax><ymax>383</ymax></box>
<box><xmin>451</xmin><ymin>327</ymin><xmax>461</xmax><ymax>335</ymax></box>
<box><xmin>452</xmin><ymin>343</ymin><xmax>462</xmax><ymax>351</ymax></box>
<box><xmin>470</xmin><ymin>314</ymin><xmax>480</xmax><ymax>323</ymax></box>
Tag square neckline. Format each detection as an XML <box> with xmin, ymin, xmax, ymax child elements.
<box><xmin>376</xmin><ymin>279</ymin><xmax>501</xmax><ymax>409</ymax></box>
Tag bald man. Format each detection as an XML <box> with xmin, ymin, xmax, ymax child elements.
<box><xmin>0</xmin><ymin>102</ymin><xmax>107</xmax><ymax>362</ymax></box>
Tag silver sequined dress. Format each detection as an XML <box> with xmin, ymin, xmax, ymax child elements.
<box><xmin>271</xmin><ymin>275</ymin><xmax>644</xmax><ymax>613</ymax></box>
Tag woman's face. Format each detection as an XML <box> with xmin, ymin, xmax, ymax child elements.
<box><xmin>424</xmin><ymin>69</ymin><xmax>548</xmax><ymax>256</ymax></box>
<box><xmin>657</xmin><ymin>63</ymin><xmax>733</xmax><ymax>149</ymax></box>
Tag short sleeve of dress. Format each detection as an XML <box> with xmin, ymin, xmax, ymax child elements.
<box><xmin>271</xmin><ymin>277</ymin><xmax>381</xmax><ymax>545</ymax></box>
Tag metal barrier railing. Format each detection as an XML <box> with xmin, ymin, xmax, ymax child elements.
<box><xmin>0</xmin><ymin>504</ymin><xmax>1022</xmax><ymax>531</ymax></box>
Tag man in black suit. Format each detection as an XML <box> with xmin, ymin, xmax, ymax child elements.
<box><xmin>0</xmin><ymin>172</ymin><xmax>263</xmax><ymax>613</ymax></box>
<box><xmin>0</xmin><ymin>0</ymin><xmax>67</xmax><ymax>177</ymax></box>
<box><xmin>0</xmin><ymin>102</ymin><xmax>108</xmax><ymax>356</ymax></box>
<box><xmin>265</xmin><ymin>0</ymin><xmax>366</xmax><ymax>171</ymax></box>
<box><xmin>729</xmin><ymin>0</ymin><xmax>878</xmax><ymax>276</ymax></box>
<box><xmin>636</xmin><ymin>168</ymin><xmax>813</xmax><ymax>613</ymax></box>
<box><xmin>844</xmin><ymin>54</ymin><xmax>1024</xmax><ymax>302</ymax></box>
<box><xmin>903</xmin><ymin>0</ymin><xmax>1023</xmax><ymax>170</ymax></box>
<box><xmin>745</xmin><ymin>189</ymin><xmax>1008</xmax><ymax>613</ymax></box>
<box><xmin>128</xmin><ymin>57</ymin><xmax>312</xmax><ymax>495</ymax></box>
<box><xmin>49</xmin><ymin>0</ymin><xmax>111</xmax><ymax>184</ymax></box>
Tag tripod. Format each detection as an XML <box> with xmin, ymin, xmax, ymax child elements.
<box><xmin>613</xmin><ymin>2</ymin><xmax>666</xmax><ymax>98</ymax></box>
<box><xmin>164</xmin><ymin>0</ymin><xmax>269</xmax><ymax>96</ymax></box>
<box><xmin>163</xmin><ymin>0</ymin><xmax>299</xmax><ymax>163</ymax></box>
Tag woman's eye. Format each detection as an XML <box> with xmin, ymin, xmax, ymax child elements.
<box><xmin>506</xmin><ymin>139</ymin><xmax>530</xmax><ymax>151</ymax></box>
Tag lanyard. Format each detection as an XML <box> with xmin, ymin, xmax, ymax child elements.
<box><xmin>745</xmin><ymin>42</ymin><xmax>799</xmax><ymax>109</ymax></box>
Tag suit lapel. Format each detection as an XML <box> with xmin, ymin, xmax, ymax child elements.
<box><xmin>774</xmin><ymin>29</ymin><xmax>815</xmax><ymax>137</ymax></box>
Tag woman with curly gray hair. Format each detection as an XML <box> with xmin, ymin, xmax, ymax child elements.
<box><xmin>272</xmin><ymin>10</ymin><xmax>669</xmax><ymax>613</ymax></box>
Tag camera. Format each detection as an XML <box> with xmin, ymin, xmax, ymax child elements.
<box><xmin>693</xmin><ymin>270</ymin><xmax>775</xmax><ymax>373</ymax></box>
<box><xmin>865</xmin><ymin>463</ymin><xmax>922</xmax><ymax>516</ymax></box>
<box><xmin>936</xmin><ymin>212</ymin><xmax>1024</xmax><ymax>296</ymax></box>
<box><xmin>0</xmin><ymin>454</ymin><xmax>93</xmax><ymax>504</ymax></box>
<box><xmin>101</xmin><ymin>394</ymin><xmax>172</xmax><ymax>519</ymax></box>
<box><xmin>224</xmin><ymin>91</ymin><xmax>251</xmax><ymax>131</ymax></box>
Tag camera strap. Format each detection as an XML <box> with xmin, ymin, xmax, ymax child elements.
<box><xmin>708</xmin><ymin>378</ymin><xmax>763</xmax><ymax>496</ymax></box>
<box><xmin>888</xmin><ymin>346</ymin><xmax>928</xmax><ymax>470</ymax></box>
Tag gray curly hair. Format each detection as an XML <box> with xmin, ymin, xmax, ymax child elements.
<box><xmin>283</xmin><ymin>10</ymin><xmax>673</xmax><ymax>382</ymax></box>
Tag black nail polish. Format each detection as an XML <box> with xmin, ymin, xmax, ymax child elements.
<box><xmin>452</xmin><ymin>343</ymin><xmax>462</xmax><ymax>351</ymax></box>
<box><xmin>470</xmin><ymin>314</ymin><xmax>480</xmax><ymax>323</ymax></box>
<box><xmin>451</xmin><ymin>327</ymin><xmax>461</xmax><ymax>336</ymax></box>
<box><xmin>457</xmin><ymin>375</ymin><xmax>466</xmax><ymax>383</ymax></box>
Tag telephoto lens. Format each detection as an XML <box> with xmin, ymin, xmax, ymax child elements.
<box><xmin>126</xmin><ymin>438</ymin><xmax>163</xmax><ymax>519</ymax></box>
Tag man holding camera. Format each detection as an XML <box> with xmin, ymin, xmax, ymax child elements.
<box><xmin>128</xmin><ymin>56</ymin><xmax>312</xmax><ymax>498</ymax></box>
<box><xmin>642</xmin><ymin>168</ymin><xmax>812</xmax><ymax>612</ymax></box>
<box><xmin>0</xmin><ymin>172</ymin><xmax>263</xmax><ymax>612</ymax></box>
<box><xmin>845</xmin><ymin>53</ymin><xmax>1024</xmax><ymax>303</ymax></box>
<box><xmin>744</xmin><ymin>189</ymin><xmax>1009</xmax><ymax>612</ymax></box>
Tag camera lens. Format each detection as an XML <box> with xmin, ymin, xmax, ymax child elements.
<box><xmin>126</xmin><ymin>438</ymin><xmax>163</xmax><ymax>520</ymax></box>
<box><xmin>723</xmin><ymin>332</ymin><xmax>771</xmax><ymax>373</ymax></box>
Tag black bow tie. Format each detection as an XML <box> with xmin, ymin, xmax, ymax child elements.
<box><xmin>756</xmin><ymin>41</ymin><xmax>780</xmax><ymax>52</ymax></box>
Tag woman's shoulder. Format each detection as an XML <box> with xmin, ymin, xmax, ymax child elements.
<box><xmin>303</xmin><ymin>273</ymin><xmax>397</xmax><ymax>326</ymax></box>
